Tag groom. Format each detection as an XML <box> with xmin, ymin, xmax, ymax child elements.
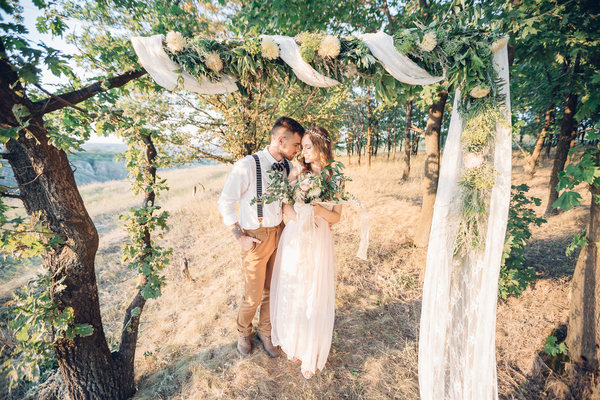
<box><xmin>218</xmin><ymin>116</ymin><xmax>305</xmax><ymax>357</ymax></box>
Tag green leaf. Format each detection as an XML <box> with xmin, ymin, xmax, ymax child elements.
<box><xmin>16</xmin><ymin>326</ymin><xmax>30</xmax><ymax>341</ymax></box>
<box><xmin>75</xmin><ymin>324</ymin><xmax>93</xmax><ymax>337</ymax></box>
<box><xmin>566</xmin><ymin>231</ymin><xmax>587</xmax><ymax>257</ymax></box>
<box><xmin>553</xmin><ymin>191</ymin><xmax>582</xmax><ymax>211</ymax></box>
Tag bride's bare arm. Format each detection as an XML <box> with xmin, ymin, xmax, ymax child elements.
<box><xmin>312</xmin><ymin>203</ymin><xmax>343</xmax><ymax>224</ymax></box>
<box><xmin>282</xmin><ymin>166</ymin><xmax>302</xmax><ymax>222</ymax></box>
<box><xmin>283</xmin><ymin>203</ymin><xmax>298</xmax><ymax>222</ymax></box>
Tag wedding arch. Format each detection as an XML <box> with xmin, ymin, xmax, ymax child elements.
<box><xmin>131</xmin><ymin>23</ymin><xmax>512</xmax><ymax>400</ymax></box>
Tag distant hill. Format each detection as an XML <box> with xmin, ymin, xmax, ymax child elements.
<box><xmin>0</xmin><ymin>146</ymin><xmax>128</xmax><ymax>188</ymax></box>
<box><xmin>0</xmin><ymin>143</ymin><xmax>218</xmax><ymax>188</ymax></box>
<box><xmin>69</xmin><ymin>149</ymin><xmax>129</xmax><ymax>185</ymax></box>
<box><xmin>81</xmin><ymin>142</ymin><xmax>128</xmax><ymax>153</ymax></box>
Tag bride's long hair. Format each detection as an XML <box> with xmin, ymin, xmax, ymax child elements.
<box><xmin>299</xmin><ymin>126</ymin><xmax>334</xmax><ymax>177</ymax></box>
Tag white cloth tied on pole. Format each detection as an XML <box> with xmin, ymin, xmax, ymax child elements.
<box><xmin>130</xmin><ymin>35</ymin><xmax>238</xmax><ymax>94</ymax></box>
<box><xmin>359</xmin><ymin>32</ymin><xmax>445</xmax><ymax>85</ymax></box>
<box><xmin>418</xmin><ymin>45</ymin><xmax>511</xmax><ymax>400</ymax></box>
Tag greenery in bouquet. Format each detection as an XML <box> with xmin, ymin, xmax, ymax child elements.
<box><xmin>251</xmin><ymin>161</ymin><xmax>354</xmax><ymax>207</ymax></box>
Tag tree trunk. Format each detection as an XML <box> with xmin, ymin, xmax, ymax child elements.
<box><xmin>566</xmin><ymin>134</ymin><xmax>578</xmax><ymax>165</ymax></box>
<box><xmin>566</xmin><ymin>184</ymin><xmax>600</xmax><ymax>370</ymax></box>
<box><xmin>6</xmin><ymin>128</ymin><xmax>131</xmax><ymax>400</ymax></box>
<box><xmin>411</xmin><ymin>134</ymin><xmax>420</xmax><ymax>155</ymax></box>
<box><xmin>545</xmin><ymin>92</ymin><xmax>579</xmax><ymax>216</ymax></box>
<box><xmin>414</xmin><ymin>90</ymin><xmax>448</xmax><ymax>247</ymax></box>
<box><xmin>392</xmin><ymin>118</ymin><xmax>397</xmax><ymax>160</ymax></box>
<box><xmin>116</xmin><ymin>133</ymin><xmax>158</xmax><ymax>394</ymax></box>
<box><xmin>0</xmin><ymin>38</ymin><xmax>146</xmax><ymax>399</ymax></box>
<box><xmin>545</xmin><ymin>133</ymin><xmax>553</xmax><ymax>159</ymax></box>
<box><xmin>367</xmin><ymin>94</ymin><xmax>373</xmax><ymax>167</ymax></box>
<box><xmin>401</xmin><ymin>99</ymin><xmax>413</xmax><ymax>180</ymax></box>
<box><xmin>525</xmin><ymin>99</ymin><xmax>555</xmax><ymax>179</ymax></box>
<box><xmin>387</xmin><ymin>120</ymin><xmax>392</xmax><ymax>159</ymax></box>
<box><xmin>347</xmin><ymin>129</ymin><xmax>353</xmax><ymax>165</ymax></box>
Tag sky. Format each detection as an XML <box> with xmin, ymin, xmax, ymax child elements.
<box><xmin>18</xmin><ymin>0</ymin><xmax>125</xmax><ymax>144</ymax></box>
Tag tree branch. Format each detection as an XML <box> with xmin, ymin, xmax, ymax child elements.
<box><xmin>33</xmin><ymin>84</ymin><xmax>90</xmax><ymax>115</ymax></box>
<box><xmin>411</xmin><ymin>125</ymin><xmax>426</xmax><ymax>134</ymax></box>
<box><xmin>514</xmin><ymin>46</ymin><xmax>543</xmax><ymax>65</ymax></box>
<box><xmin>32</xmin><ymin>68</ymin><xmax>147</xmax><ymax>115</ymax></box>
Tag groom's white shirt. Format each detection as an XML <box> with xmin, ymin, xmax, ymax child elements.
<box><xmin>218</xmin><ymin>146</ymin><xmax>285</xmax><ymax>230</ymax></box>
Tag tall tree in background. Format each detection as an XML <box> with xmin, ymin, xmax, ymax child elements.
<box><xmin>414</xmin><ymin>86</ymin><xmax>449</xmax><ymax>247</ymax></box>
<box><xmin>545</xmin><ymin>56</ymin><xmax>581</xmax><ymax>216</ymax></box>
<box><xmin>402</xmin><ymin>98</ymin><xmax>414</xmax><ymax>180</ymax></box>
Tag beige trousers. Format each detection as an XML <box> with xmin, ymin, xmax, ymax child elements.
<box><xmin>237</xmin><ymin>222</ymin><xmax>284</xmax><ymax>337</ymax></box>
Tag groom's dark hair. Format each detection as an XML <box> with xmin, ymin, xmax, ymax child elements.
<box><xmin>271</xmin><ymin>116</ymin><xmax>305</xmax><ymax>138</ymax></box>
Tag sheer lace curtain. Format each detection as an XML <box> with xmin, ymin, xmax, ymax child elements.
<box><xmin>418</xmin><ymin>46</ymin><xmax>511</xmax><ymax>400</ymax></box>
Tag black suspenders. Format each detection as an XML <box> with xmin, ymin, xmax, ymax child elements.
<box><xmin>251</xmin><ymin>154</ymin><xmax>263</xmax><ymax>222</ymax></box>
<box><xmin>251</xmin><ymin>154</ymin><xmax>290</xmax><ymax>225</ymax></box>
<box><xmin>283</xmin><ymin>159</ymin><xmax>290</xmax><ymax>177</ymax></box>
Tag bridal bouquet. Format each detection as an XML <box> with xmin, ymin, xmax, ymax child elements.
<box><xmin>251</xmin><ymin>161</ymin><xmax>354</xmax><ymax>207</ymax></box>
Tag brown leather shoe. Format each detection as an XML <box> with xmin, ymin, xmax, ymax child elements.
<box><xmin>257</xmin><ymin>332</ymin><xmax>279</xmax><ymax>358</ymax></box>
<box><xmin>237</xmin><ymin>335</ymin><xmax>251</xmax><ymax>357</ymax></box>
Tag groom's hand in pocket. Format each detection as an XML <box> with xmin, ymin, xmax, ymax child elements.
<box><xmin>239</xmin><ymin>235</ymin><xmax>261</xmax><ymax>251</ymax></box>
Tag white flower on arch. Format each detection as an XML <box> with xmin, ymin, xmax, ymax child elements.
<box><xmin>419</xmin><ymin>32</ymin><xmax>437</xmax><ymax>52</ymax></box>
<box><xmin>318</xmin><ymin>35</ymin><xmax>341</xmax><ymax>59</ymax></box>
<box><xmin>165</xmin><ymin>31</ymin><xmax>185</xmax><ymax>53</ymax></box>
<box><xmin>491</xmin><ymin>35</ymin><xmax>510</xmax><ymax>53</ymax></box>
<box><xmin>261</xmin><ymin>38</ymin><xmax>280</xmax><ymax>60</ymax></box>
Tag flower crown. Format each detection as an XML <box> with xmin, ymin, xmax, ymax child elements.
<box><xmin>306</xmin><ymin>128</ymin><xmax>331</xmax><ymax>143</ymax></box>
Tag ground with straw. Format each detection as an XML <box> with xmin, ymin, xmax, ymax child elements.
<box><xmin>0</xmin><ymin>152</ymin><xmax>588</xmax><ymax>399</ymax></box>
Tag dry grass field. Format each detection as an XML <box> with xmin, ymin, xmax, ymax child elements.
<box><xmin>0</xmin><ymin>151</ymin><xmax>591</xmax><ymax>399</ymax></box>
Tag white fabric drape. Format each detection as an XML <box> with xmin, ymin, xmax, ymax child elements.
<box><xmin>359</xmin><ymin>32</ymin><xmax>444</xmax><ymax>85</ymax></box>
<box><xmin>261</xmin><ymin>35</ymin><xmax>341</xmax><ymax>87</ymax></box>
<box><xmin>130</xmin><ymin>35</ymin><xmax>238</xmax><ymax>94</ymax></box>
<box><xmin>418</xmin><ymin>46</ymin><xmax>511</xmax><ymax>400</ymax></box>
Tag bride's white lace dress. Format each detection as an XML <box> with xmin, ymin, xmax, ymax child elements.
<box><xmin>270</xmin><ymin>202</ymin><xmax>336</xmax><ymax>374</ymax></box>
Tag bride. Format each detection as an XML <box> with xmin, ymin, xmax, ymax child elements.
<box><xmin>270</xmin><ymin>126</ymin><xmax>343</xmax><ymax>379</ymax></box>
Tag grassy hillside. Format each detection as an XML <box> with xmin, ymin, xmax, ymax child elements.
<box><xmin>0</xmin><ymin>154</ymin><xmax>589</xmax><ymax>399</ymax></box>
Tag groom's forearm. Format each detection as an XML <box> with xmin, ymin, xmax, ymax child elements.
<box><xmin>231</xmin><ymin>222</ymin><xmax>245</xmax><ymax>240</ymax></box>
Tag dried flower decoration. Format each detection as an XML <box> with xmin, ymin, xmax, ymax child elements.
<box><xmin>419</xmin><ymin>31</ymin><xmax>438</xmax><ymax>52</ymax></box>
<box><xmin>491</xmin><ymin>35</ymin><xmax>509</xmax><ymax>54</ymax></box>
<box><xmin>464</xmin><ymin>153</ymin><xmax>484</xmax><ymax>169</ymax></box>
<box><xmin>205</xmin><ymin>52</ymin><xmax>223</xmax><ymax>73</ymax></box>
<box><xmin>469</xmin><ymin>85</ymin><xmax>491</xmax><ymax>98</ymax></box>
